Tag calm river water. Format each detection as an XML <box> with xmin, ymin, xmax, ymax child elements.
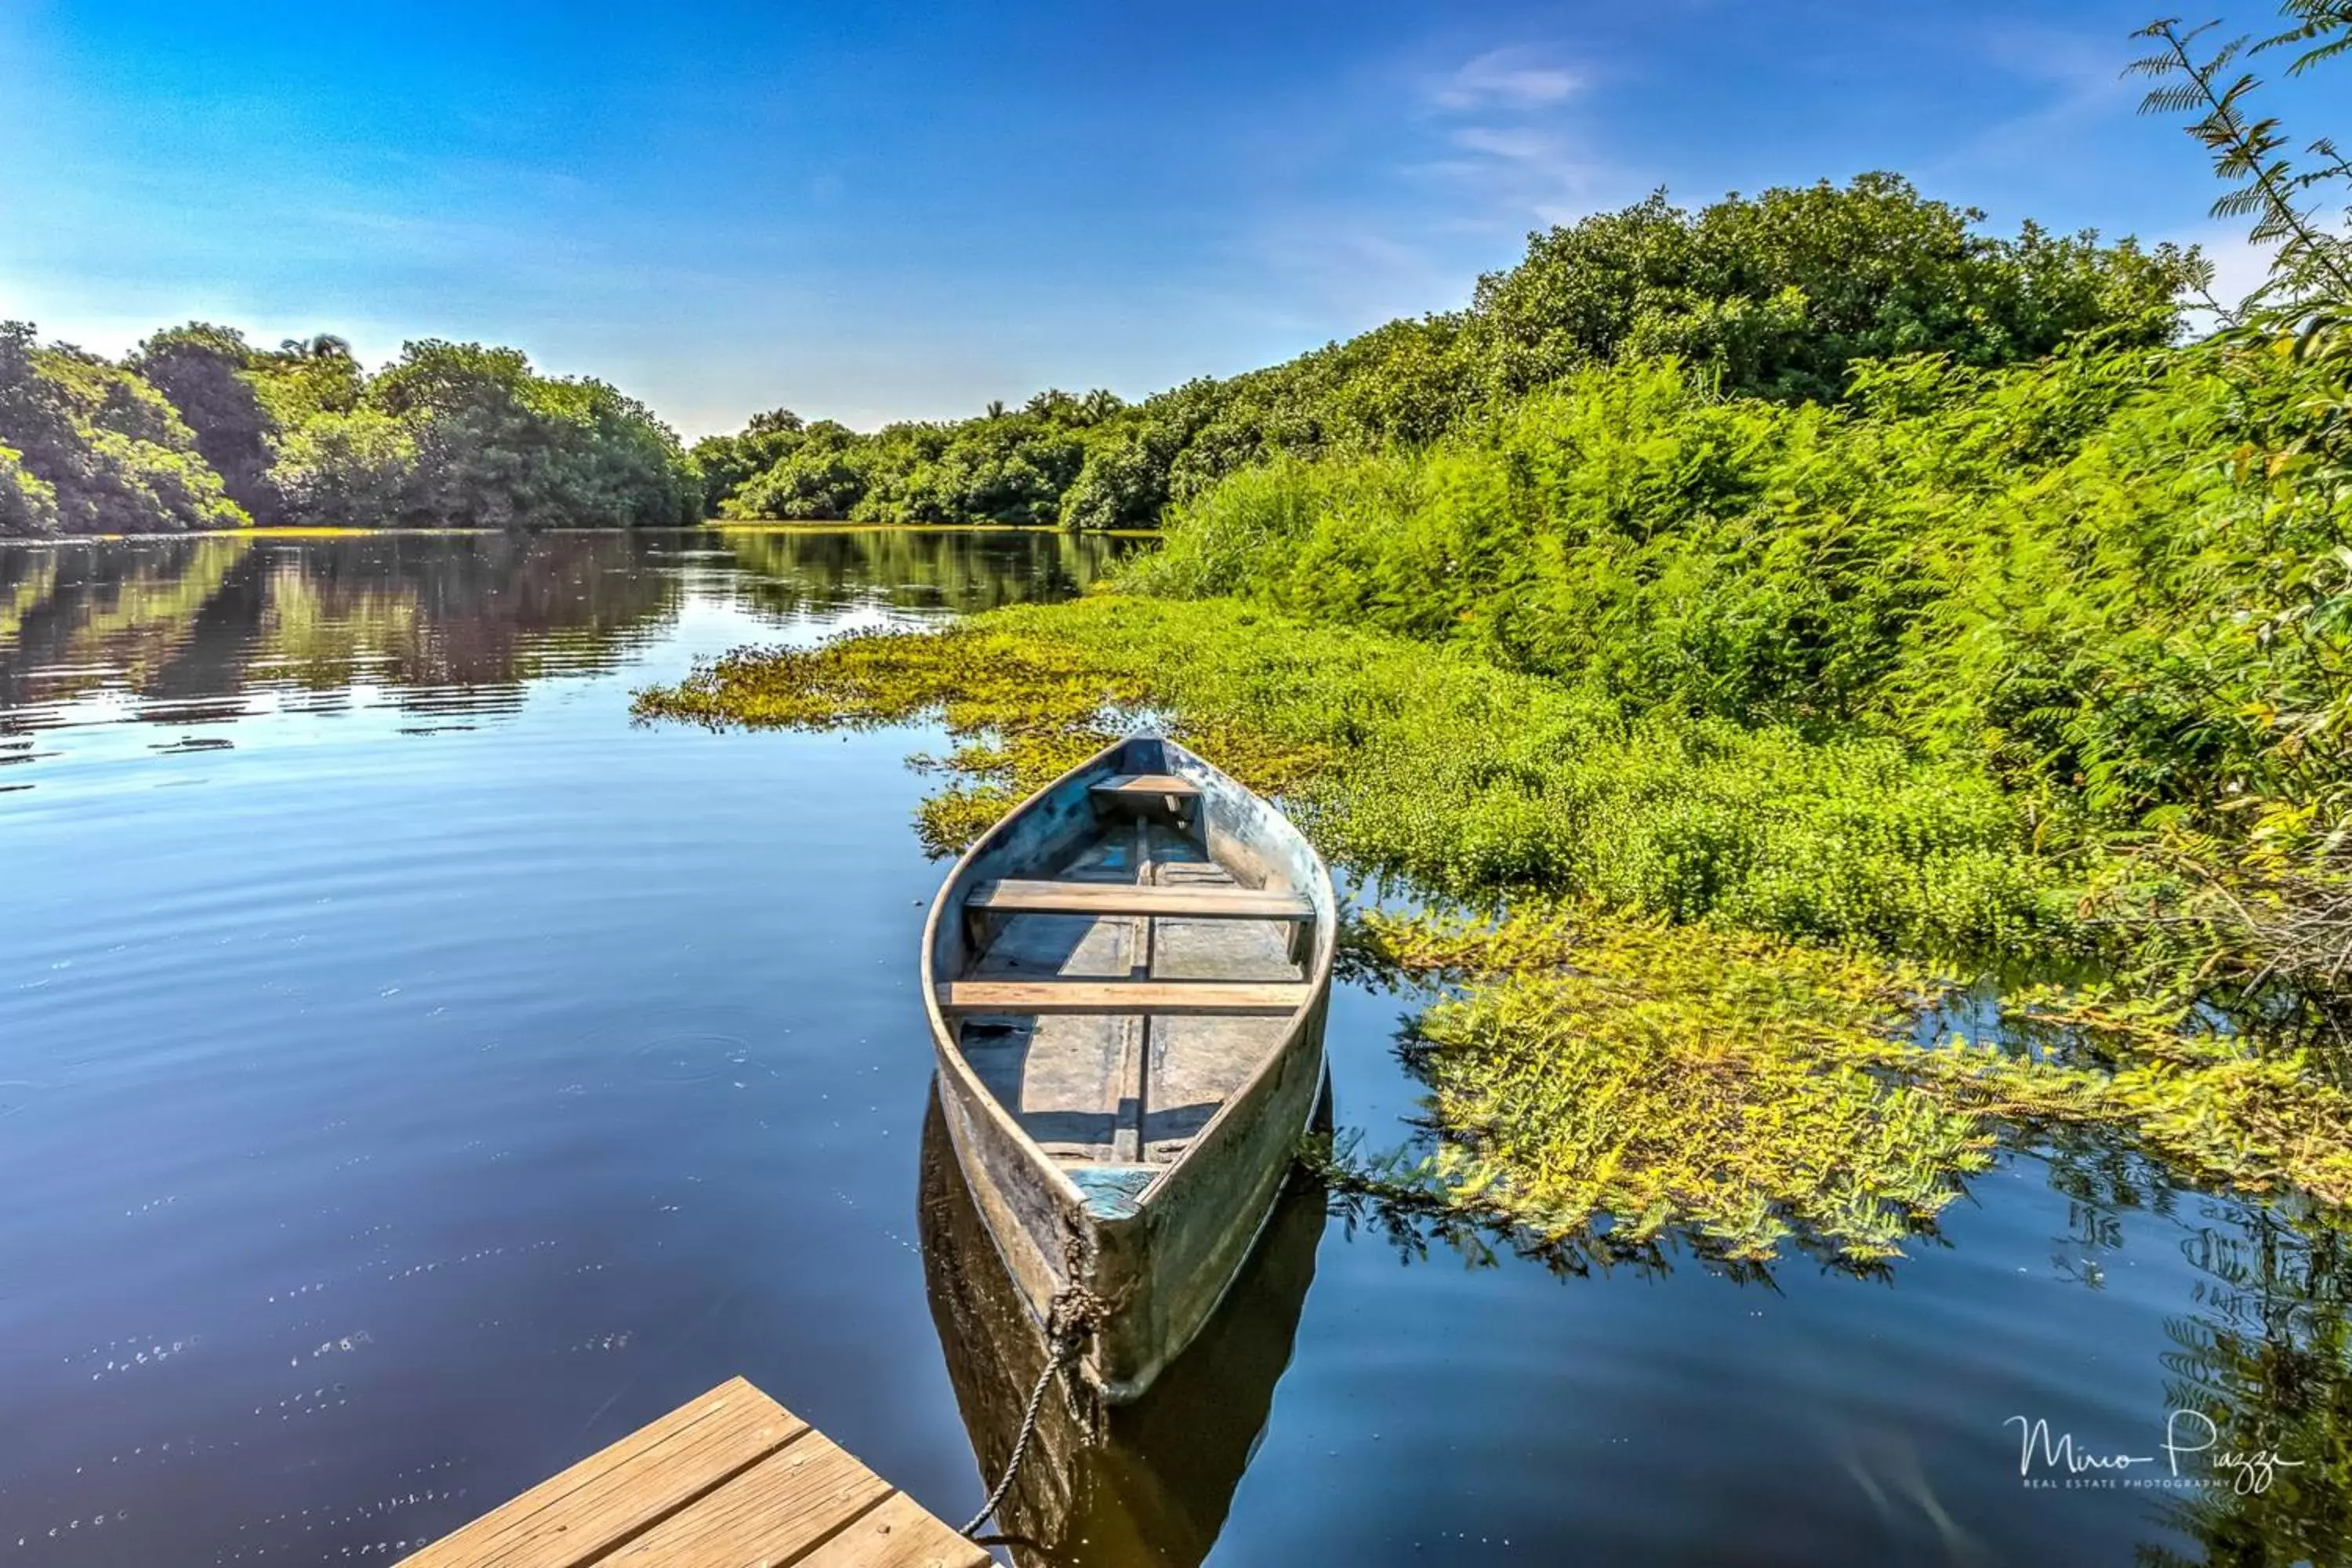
<box><xmin>0</xmin><ymin>528</ymin><xmax>2343</xmax><ymax>1567</ymax></box>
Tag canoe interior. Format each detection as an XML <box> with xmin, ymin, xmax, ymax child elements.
<box><xmin>935</xmin><ymin>737</ymin><xmax>1323</xmax><ymax>1218</ymax></box>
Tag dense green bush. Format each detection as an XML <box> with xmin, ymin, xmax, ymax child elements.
<box><xmin>1127</xmin><ymin>339</ymin><xmax>2352</xmax><ymax>836</ymax></box>
<box><xmin>0</xmin><ymin>442</ymin><xmax>61</xmax><ymax>534</ymax></box>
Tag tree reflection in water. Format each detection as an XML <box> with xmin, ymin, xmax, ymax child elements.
<box><xmin>2139</xmin><ymin>1196</ymin><xmax>2352</xmax><ymax>1563</ymax></box>
<box><xmin>0</xmin><ymin>528</ymin><xmax>1142</xmax><ymax>734</ymax></box>
<box><xmin>712</xmin><ymin>525</ymin><xmax>1132</xmax><ymax>619</ymax></box>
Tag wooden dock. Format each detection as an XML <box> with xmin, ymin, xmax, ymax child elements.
<box><xmin>397</xmin><ymin>1377</ymin><xmax>989</xmax><ymax>1568</ymax></box>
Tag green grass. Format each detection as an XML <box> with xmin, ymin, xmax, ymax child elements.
<box><xmin>638</xmin><ymin>593</ymin><xmax>2063</xmax><ymax>956</ymax></box>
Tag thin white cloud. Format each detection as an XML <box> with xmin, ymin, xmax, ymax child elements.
<box><xmin>1929</xmin><ymin>21</ymin><xmax>2149</xmax><ymax>186</ymax></box>
<box><xmin>1430</xmin><ymin>45</ymin><xmax>1583</xmax><ymax>111</ymax></box>
<box><xmin>1452</xmin><ymin>125</ymin><xmax>1564</xmax><ymax>162</ymax></box>
<box><xmin>1406</xmin><ymin>41</ymin><xmax>1613</xmax><ymax>230</ymax></box>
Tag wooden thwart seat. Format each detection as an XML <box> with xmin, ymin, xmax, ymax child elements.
<box><xmin>966</xmin><ymin>878</ymin><xmax>1312</xmax><ymax>921</ymax></box>
<box><xmin>938</xmin><ymin>978</ymin><xmax>1311</xmax><ymax>1016</ymax></box>
<box><xmin>397</xmin><ymin>1377</ymin><xmax>985</xmax><ymax>1568</ymax></box>
<box><xmin>1089</xmin><ymin>772</ymin><xmax>1198</xmax><ymax>800</ymax></box>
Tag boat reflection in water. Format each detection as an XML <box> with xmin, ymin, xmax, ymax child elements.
<box><xmin>918</xmin><ymin>1088</ymin><xmax>1324</xmax><ymax>1567</ymax></box>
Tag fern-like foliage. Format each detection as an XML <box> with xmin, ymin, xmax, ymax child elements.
<box><xmin>2130</xmin><ymin>14</ymin><xmax>2352</xmax><ymax>301</ymax></box>
<box><xmin>2261</xmin><ymin>0</ymin><xmax>2352</xmax><ymax>73</ymax></box>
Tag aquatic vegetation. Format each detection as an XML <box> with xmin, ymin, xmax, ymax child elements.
<box><xmin>637</xmin><ymin>595</ymin><xmax>2057</xmax><ymax>952</ymax></box>
<box><xmin>1342</xmin><ymin>904</ymin><xmax>2352</xmax><ymax>1260</ymax></box>
<box><xmin>1337</xmin><ymin>906</ymin><xmax>1984</xmax><ymax>1261</ymax></box>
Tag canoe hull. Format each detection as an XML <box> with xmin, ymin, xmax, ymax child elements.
<box><xmin>919</xmin><ymin>1086</ymin><xmax>1327</xmax><ymax>1568</ymax></box>
<box><xmin>921</xmin><ymin>736</ymin><xmax>1337</xmax><ymax>1403</ymax></box>
<box><xmin>932</xmin><ymin>994</ymin><xmax>1327</xmax><ymax>1401</ymax></box>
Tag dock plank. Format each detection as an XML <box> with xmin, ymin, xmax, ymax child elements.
<box><xmin>402</xmin><ymin>1378</ymin><xmax>803</xmax><ymax>1568</ymax></box>
<box><xmin>590</xmin><ymin>1431</ymin><xmax>890</xmax><ymax>1565</ymax></box>
<box><xmin>793</xmin><ymin>1491</ymin><xmax>989</xmax><ymax>1568</ymax></box>
<box><xmin>397</xmin><ymin>1379</ymin><xmax>984</xmax><ymax>1568</ymax></box>
<box><xmin>967</xmin><ymin>878</ymin><xmax>1310</xmax><ymax>920</ymax></box>
<box><xmin>938</xmin><ymin>978</ymin><xmax>1310</xmax><ymax>1016</ymax></box>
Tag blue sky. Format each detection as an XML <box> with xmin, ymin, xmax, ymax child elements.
<box><xmin>0</xmin><ymin>0</ymin><xmax>2326</xmax><ymax>437</ymax></box>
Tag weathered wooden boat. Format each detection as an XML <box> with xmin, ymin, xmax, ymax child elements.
<box><xmin>917</xmin><ymin>1089</ymin><xmax>1323</xmax><ymax>1566</ymax></box>
<box><xmin>921</xmin><ymin>735</ymin><xmax>1336</xmax><ymax>1403</ymax></box>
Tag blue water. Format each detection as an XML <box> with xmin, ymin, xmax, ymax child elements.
<box><xmin>0</xmin><ymin>529</ymin><xmax>2340</xmax><ymax>1567</ymax></box>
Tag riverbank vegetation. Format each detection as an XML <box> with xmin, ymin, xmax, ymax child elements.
<box><xmin>1</xmin><ymin>325</ymin><xmax>699</xmax><ymax>536</ymax></box>
<box><xmin>693</xmin><ymin>175</ymin><xmax>2196</xmax><ymax>526</ymax></box>
<box><xmin>635</xmin><ymin>5</ymin><xmax>2352</xmax><ymax>1263</ymax></box>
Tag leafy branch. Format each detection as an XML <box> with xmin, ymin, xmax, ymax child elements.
<box><xmin>2131</xmin><ymin>10</ymin><xmax>2352</xmax><ymax>303</ymax></box>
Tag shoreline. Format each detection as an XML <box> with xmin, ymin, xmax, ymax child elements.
<box><xmin>0</xmin><ymin>521</ymin><xmax>1164</xmax><ymax>546</ymax></box>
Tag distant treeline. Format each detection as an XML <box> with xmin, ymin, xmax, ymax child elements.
<box><xmin>695</xmin><ymin>173</ymin><xmax>2200</xmax><ymax>527</ymax></box>
<box><xmin>0</xmin><ymin>324</ymin><xmax>699</xmax><ymax>536</ymax></box>
<box><xmin>5</xmin><ymin>172</ymin><xmax>2197</xmax><ymax>539</ymax></box>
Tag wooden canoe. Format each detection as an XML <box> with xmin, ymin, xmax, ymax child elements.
<box><xmin>920</xmin><ymin>735</ymin><xmax>1336</xmax><ymax>1403</ymax></box>
<box><xmin>916</xmin><ymin>1088</ymin><xmax>1323</xmax><ymax>1566</ymax></box>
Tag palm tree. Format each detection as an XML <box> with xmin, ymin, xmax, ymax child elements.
<box><xmin>278</xmin><ymin>334</ymin><xmax>353</xmax><ymax>361</ymax></box>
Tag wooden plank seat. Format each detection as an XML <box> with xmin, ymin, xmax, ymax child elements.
<box><xmin>397</xmin><ymin>1376</ymin><xmax>985</xmax><ymax>1568</ymax></box>
<box><xmin>966</xmin><ymin>878</ymin><xmax>1312</xmax><ymax>920</ymax></box>
<box><xmin>1089</xmin><ymin>772</ymin><xmax>1200</xmax><ymax>825</ymax></box>
<box><xmin>1089</xmin><ymin>772</ymin><xmax>1198</xmax><ymax>800</ymax></box>
<box><xmin>938</xmin><ymin>979</ymin><xmax>1311</xmax><ymax>1016</ymax></box>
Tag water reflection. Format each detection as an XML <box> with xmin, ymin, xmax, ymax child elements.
<box><xmin>0</xmin><ymin>528</ymin><xmax>1139</xmax><ymax>753</ymax></box>
<box><xmin>2041</xmin><ymin>1138</ymin><xmax>2352</xmax><ymax>1566</ymax></box>
<box><xmin>713</xmin><ymin>526</ymin><xmax>1130</xmax><ymax>619</ymax></box>
<box><xmin>1319</xmin><ymin>990</ymin><xmax>2352</xmax><ymax>1563</ymax></box>
<box><xmin>918</xmin><ymin>1090</ymin><xmax>1321</xmax><ymax>1568</ymax></box>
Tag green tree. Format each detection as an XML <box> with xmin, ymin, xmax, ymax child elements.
<box><xmin>724</xmin><ymin>423</ymin><xmax>866</xmax><ymax>518</ymax></box>
<box><xmin>268</xmin><ymin>409</ymin><xmax>422</xmax><ymax>528</ymax></box>
<box><xmin>2131</xmin><ymin>7</ymin><xmax>2352</xmax><ymax>314</ymax></box>
<box><xmin>275</xmin><ymin>339</ymin><xmax>700</xmax><ymax>529</ymax></box>
<box><xmin>132</xmin><ymin>322</ymin><xmax>283</xmax><ymax>523</ymax></box>
<box><xmin>691</xmin><ymin>410</ymin><xmax>817</xmax><ymax>513</ymax></box>
<box><xmin>1469</xmin><ymin>174</ymin><xmax>2198</xmax><ymax>404</ymax></box>
<box><xmin>0</xmin><ymin>321</ymin><xmax>247</xmax><ymax>536</ymax></box>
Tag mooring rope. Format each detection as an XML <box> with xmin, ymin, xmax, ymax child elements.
<box><xmin>959</xmin><ymin>1289</ymin><xmax>1103</xmax><ymax>1539</ymax></box>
